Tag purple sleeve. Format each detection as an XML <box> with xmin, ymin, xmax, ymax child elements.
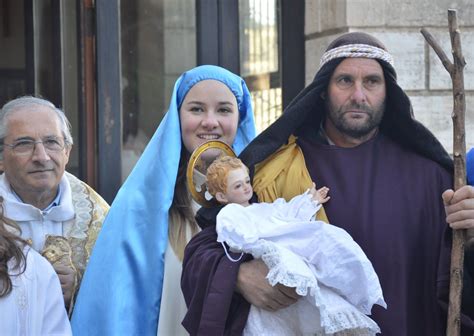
<box><xmin>181</xmin><ymin>225</ymin><xmax>251</xmax><ymax>335</ymax></box>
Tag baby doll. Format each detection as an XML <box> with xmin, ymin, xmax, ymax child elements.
<box><xmin>206</xmin><ymin>156</ymin><xmax>386</xmax><ymax>336</ymax></box>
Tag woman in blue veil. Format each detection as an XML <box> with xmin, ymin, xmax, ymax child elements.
<box><xmin>72</xmin><ymin>65</ymin><xmax>256</xmax><ymax>335</ymax></box>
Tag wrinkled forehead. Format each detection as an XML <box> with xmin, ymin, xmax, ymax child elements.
<box><xmin>331</xmin><ymin>57</ymin><xmax>385</xmax><ymax>76</ymax></box>
<box><xmin>5</xmin><ymin>104</ymin><xmax>62</xmax><ymax>137</ymax></box>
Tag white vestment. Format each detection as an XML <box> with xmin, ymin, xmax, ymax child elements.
<box><xmin>0</xmin><ymin>174</ymin><xmax>75</xmax><ymax>252</ymax></box>
<box><xmin>217</xmin><ymin>192</ymin><xmax>386</xmax><ymax>336</ymax></box>
<box><xmin>0</xmin><ymin>172</ymin><xmax>109</xmax><ymax>289</ymax></box>
<box><xmin>1</xmin><ymin>247</ymin><xmax>71</xmax><ymax>335</ymax></box>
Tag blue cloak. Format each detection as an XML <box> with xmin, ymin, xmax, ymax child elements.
<box><xmin>71</xmin><ymin>65</ymin><xmax>256</xmax><ymax>335</ymax></box>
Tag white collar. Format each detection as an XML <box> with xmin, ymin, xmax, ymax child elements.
<box><xmin>0</xmin><ymin>174</ymin><xmax>75</xmax><ymax>222</ymax></box>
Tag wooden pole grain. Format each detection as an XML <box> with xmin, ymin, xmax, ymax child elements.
<box><xmin>421</xmin><ymin>9</ymin><xmax>468</xmax><ymax>336</ymax></box>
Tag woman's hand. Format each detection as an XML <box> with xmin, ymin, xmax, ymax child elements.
<box><xmin>236</xmin><ymin>259</ymin><xmax>300</xmax><ymax>311</ymax></box>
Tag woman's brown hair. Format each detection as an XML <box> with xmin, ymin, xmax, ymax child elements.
<box><xmin>0</xmin><ymin>196</ymin><xmax>27</xmax><ymax>297</ymax></box>
<box><xmin>168</xmin><ymin>149</ymin><xmax>199</xmax><ymax>261</ymax></box>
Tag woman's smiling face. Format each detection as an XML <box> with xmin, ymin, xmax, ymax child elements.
<box><xmin>179</xmin><ymin>79</ymin><xmax>239</xmax><ymax>153</ymax></box>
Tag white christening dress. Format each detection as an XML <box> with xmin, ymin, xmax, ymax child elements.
<box><xmin>216</xmin><ymin>191</ymin><xmax>387</xmax><ymax>336</ymax></box>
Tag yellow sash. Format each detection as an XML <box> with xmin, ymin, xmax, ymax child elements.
<box><xmin>253</xmin><ymin>135</ymin><xmax>329</xmax><ymax>223</ymax></box>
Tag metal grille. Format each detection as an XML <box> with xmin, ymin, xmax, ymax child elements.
<box><xmin>251</xmin><ymin>88</ymin><xmax>282</xmax><ymax>132</ymax></box>
<box><xmin>239</xmin><ymin>0</ymin><xmax>281</xmax><ymax>133</ymax></box>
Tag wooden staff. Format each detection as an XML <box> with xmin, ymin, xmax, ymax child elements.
<box><xmin>421</xmin><ymin>9</ymin><xmax>467</xmax><ymax>336</ymax></box>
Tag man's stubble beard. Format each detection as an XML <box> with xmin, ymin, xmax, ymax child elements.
<box><xmin>325</xmin><ymin>98</ymin><xmax>386</xmax><ymax>140</ymax></box>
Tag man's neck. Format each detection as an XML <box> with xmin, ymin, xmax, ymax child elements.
<box><xmin>11</xmin><ymin>187</ymin><xmax>59</xmax><ymax>210</ymax></box>
<box><xmin>323</xmin><ymin>120</ymin><xmax>378</xmax><ymax>148</ymax></box>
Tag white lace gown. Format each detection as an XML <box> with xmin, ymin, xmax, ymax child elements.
<box><xmin>1</xmin><ymin>247</ymin><xmax>71</xmax><ymax>335</ymax></box>
<box><xmin>216</xmin><ymin>192</ymin><xmax>386</xmax><ymax>336</ymax></box>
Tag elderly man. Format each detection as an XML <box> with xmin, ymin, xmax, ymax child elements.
<box><xmin>0</xmin><ymin>96</ymin><xmax>109</xmax><ymax>313</ymax></box>
<box><xmin>182</xmin><ymin>32</ymin><xmax>474</xmax><ymax>335</ymax></box>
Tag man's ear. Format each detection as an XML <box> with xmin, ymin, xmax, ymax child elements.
<box><xmin>64</xmin><ymin>144</ymin><xmax>72</xmax><ymax>164</ymax></box>
<box><xmin>215</xmin><ymin>191</ymin><xmax>228</xmax><ymax>204</ymax></box>
<box><xmin>0</xmin><ymin>159</ymin><xmax>4</xmax><ymax>172</ymax></box>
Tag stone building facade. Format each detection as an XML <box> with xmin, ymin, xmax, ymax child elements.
<box><xmin>305</xmin><ymin>0</ymin><xmax>474</xmax><ymax>153</ymax></box>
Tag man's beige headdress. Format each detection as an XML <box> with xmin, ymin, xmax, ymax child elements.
<box><xmin>320</xmin><ymin>43</ymin><xmax>394</xmax><ymax>68</ymax></box>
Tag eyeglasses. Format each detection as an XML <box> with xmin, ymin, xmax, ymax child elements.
<box><xmin>2</xmin><ymin>137</ymin><xmax>68</xmax><ymax>156</ymax></box>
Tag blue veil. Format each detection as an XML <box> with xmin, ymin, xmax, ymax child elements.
<box><xmin>71</xmin><ymin>65</ymin><xmax>256</xmax><ymax>335</ymax></box>
<box><xmin>468</xmin><ymin>148</ymin><xmax>473</xmax><ymax>186</ymax></box>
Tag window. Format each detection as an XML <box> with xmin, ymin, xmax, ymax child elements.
<box><xmin>239</xmin><ymin>0</ymin><xmax>281</xmax><ymax>133</ymax></box>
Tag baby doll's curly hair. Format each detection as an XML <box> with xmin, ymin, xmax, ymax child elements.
<box><xmin>0</xmin><ymin>197</ymin><xmax>27</xmax><ymax>297</ymax></box>
<box><xmin>206</xmin><ymin>155</ymin><xmax>248</xmax><ymax>197</ymax></box>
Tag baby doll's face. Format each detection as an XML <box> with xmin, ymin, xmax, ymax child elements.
<box><xmin>222</xmin><ymin>167</ymin><xmax>253</xmax><ymax>206</ymax></box>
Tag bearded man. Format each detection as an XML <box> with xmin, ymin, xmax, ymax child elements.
<box><xmin>181</xmin><ymin>32</ymin><xmax>474</xmax><ymax>335</ymax></box>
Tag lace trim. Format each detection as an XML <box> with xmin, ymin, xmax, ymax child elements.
<box><xmin>319</xmin><ymin>309</ymin><xmax>380</xmax><ymax>335</ymax></box>
<box><xmin>258</xmin><ymin>240</ymin><xmax>380</xmax><ymax>335</ymax></box>
<box><xmin>259</xmin><ymin>241</ymin><xmax>318</xmax><ymax>296</ymax></box>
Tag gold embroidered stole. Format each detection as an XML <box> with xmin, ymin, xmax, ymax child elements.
<box><xmin>41</xmin><ymin>172</ymin><xmax>109</xmax><ymax>314</ymax></box>
<box><xmin>62</xmin><ymin>172</ymin><xmax>109</xmax><ymax>281</ymax></box>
